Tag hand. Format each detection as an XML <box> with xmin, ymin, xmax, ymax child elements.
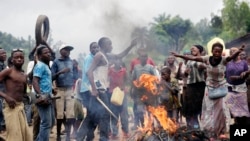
<box><xmin>240</xmin><ymin>71</ymin><xmax>248</xmax><ymax>79</ymax></box>
<box><xmin>239</xmin><ymin>44</ymin><xmax>245</xmax><ymax>52</ymax></box>
<box><xmin>184</xmin><ymin>68</ymin><xmax>191</xmax><ymax>74</ymax></box>
<box><xmin>178</xmin><ymin>62</ymin><xmax>183</xmax><ymax>67</ymax></box>
<box><xmin>61</xmin><ymin>68</ymin><xmax>70</xmax><ymax>74</ymax></box>
<box><xmin>52</xmin><ymin>88</ymin><xmax>57</xmax><ymax>95</ymax></box>
<box><xmin>5</xmin><ymin>96</ymin><xmax>17</xmax><ymax>109</ymax></box>
<box><xmin>91</xmin><ymin>89</ymin><xmax>98</xmax><ymax>97</ymax></box>
<box><xmin>130</xmin><ymin>38</ymin><xmax>137</xmax><ymax>47</ymax></box>
<box><xmin>170</xmin><ymin>52</ymin><xmax>178</xmax><ymax>57</ymax></box>
<box><xmin>35</xmin><ymin>96</ymin><xmax>50</xmax><ymax>105</ymax></box>
<box><xmin>230</xmin><ymin>76</ymin><xmax>240</xmax><ymax>81</ymax></box>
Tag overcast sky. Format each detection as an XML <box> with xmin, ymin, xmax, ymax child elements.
<box><xmin>0</xmin><ymin>0</ymin><xmax>224</xmax><ymax>59</ymax></box>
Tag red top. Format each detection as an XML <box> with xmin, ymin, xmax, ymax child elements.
<box><xmin>130</xmin><ymin>57</ymin><xmax>155</xmax><ymax>73</ymax></box>
<box><xmin>108</xmin><ymin>67</ymin><xmax>127</xmax><ymax>93</ymax></box>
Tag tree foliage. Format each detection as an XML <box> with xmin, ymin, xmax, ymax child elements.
<box><xmin>221</xmin><ymin>0</ymin><xmax>250</xmax><ymax>40</ymax></box>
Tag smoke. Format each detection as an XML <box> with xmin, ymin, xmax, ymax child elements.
<box><xmin>91</xmin><ymin>0</ymin><xmax>147</xmax><ymax>53</ymax></box>
<box><xmin>48</xmin><ymin>0</ymin><xmax>150</xmax><ymax>58</ymax></box>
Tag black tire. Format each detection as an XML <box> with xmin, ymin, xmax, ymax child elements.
<box><xmin>35</xmin><ymin>15</ymin><xmax>50</xmax><ymax>45</ymax></box>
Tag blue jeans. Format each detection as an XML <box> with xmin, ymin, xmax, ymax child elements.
<box><xmin>35</xmin><ymin>104</ymin><xmax>53</xmax><ymax>141</ymax></box>
<box><xmin>24</xmin><ymin>104</ymin><xmax>32</xmax><ymax>124</ymax></box>
<box><xmin>0</xmin><ymin>98</ymin><xmax>5</xmax><ymax>131</ymax></box>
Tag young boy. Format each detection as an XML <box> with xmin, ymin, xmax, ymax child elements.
<box><xmin>159</xmin><ymin>66</ymin><xmax>181</xmax><ymax>122</ymax></box>
<box><xmin>0</xmin><ymin>49</ymin><xmax>32</xmax><ymax>141</ymax></box>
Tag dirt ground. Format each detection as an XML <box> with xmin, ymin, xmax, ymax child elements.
<box><xmin>0</xmin><ymin>117</ymin><xmax>232</xmax><ymax>141</ymax></box>
<box><xmin>0</xmin><ymin>117</ymin><xmax>187</xmax><ymax>141</ymax></box>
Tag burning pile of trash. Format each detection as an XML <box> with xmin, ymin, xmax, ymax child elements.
<box><xmin>129</xmin><ymin>74</ymin><xmax>211</xmax><ymax>141</ymax></box>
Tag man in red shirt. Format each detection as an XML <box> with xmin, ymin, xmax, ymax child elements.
<box><xmin>130</xmin><ymin>48</ymin><xmax>155</xmax><ymax>74</ymax></box>
<box><xmin>108</xmin><ymin>59</ymin><xmax>129</xmax><ymax>139</ymax></box>
<box><xmin>129</xmin><ymin>48</ymin><xmax>156</xmax><ymax>130</ymax></box>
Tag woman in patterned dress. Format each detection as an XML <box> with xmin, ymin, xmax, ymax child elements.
<box><xmin>171</xmin><ymin>38</ymin><xmax>245</xmax><ymax>139</ymax></box>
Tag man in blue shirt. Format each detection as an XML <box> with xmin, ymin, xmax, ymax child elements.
<box><xmin>76</xmin><ymin>42</ymin><xmax>99</xmax><ymax>141</ymax></box>
<box><xmin>51</xmin><ymin>44</ymin><xmax>78</xmax><ymax>141</ymax></box>
<box><xmin>32</xmin><ymin>45</ymin><xmax>53</xmax><ymax>141</ymax></box>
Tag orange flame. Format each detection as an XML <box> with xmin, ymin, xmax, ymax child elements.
<box><xmin>148</xmin><ymin>106</ymin><xmax>177</xmax><ymax>134</ymax></box>
<box><xmin>133</xmin><ymin>74</ymin><xmax>177</xmax><ymax>135</ymax></box>
<box><xmin>133</xmin><ymin>74</ymin><xmax>160</xmax><ymax>95</ymax></box>
<box><xmin>137</xmin><ymin>112</ymin><xmax>154</xmax><ymax>133</ymax></box>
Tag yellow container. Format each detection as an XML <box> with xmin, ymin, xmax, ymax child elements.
<box><xmin>111</xmin><ymin>87</ymin><xmax>124</xmax><ymax>106</ymax></box>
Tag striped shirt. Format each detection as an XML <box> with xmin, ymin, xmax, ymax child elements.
<box><xmin>186</xmin><ymin>60</ymin><xmax>206</xmax><ymax>84</ymax></box>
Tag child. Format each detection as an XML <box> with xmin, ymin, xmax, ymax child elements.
<box><xmin>159</xmin><ymin>66</ymin><xmax>181</xmax><ymax>123</ymax></box>
<box><xmin>72</xmin><ymin>70</ymin><xmax>85</xmax><ymax>139</ymax></box>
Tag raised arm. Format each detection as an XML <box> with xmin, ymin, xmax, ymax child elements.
<box><xmin>171</xmin><ymin>52</ymin><xmax>203</xmax><ymax>62</ymax></box>
<box><xmin>108</xmin><ymin>39</ymin><xmax>137</xmax><ymax>60</ymax></box>
<box><xmin>226</xmin><ymin>45</ymin><xmax>245</xmax><ymax>63</ymax></box>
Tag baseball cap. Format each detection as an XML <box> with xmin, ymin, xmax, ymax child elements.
<box><xmin>59</xmin><ymin>44</ymin><xmax>74</xmax><ymax>51</ymax></box>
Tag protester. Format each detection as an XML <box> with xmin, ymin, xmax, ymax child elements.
<box><xmin>225</xmin><ymin>47</ymin><xmax>250</xmax><ymax>126</ymax></box>
<box><xmin>175</xmin><ymin>50</ymin><xmax>191</xmax><ymax>125</ymax></box>
<box><xmin>164</xmin><ymin>55</ymin><xmax>183</xmax><ymax>124</ymax></box>
<box><xmin>76</xmin><ymin>42</ymin><xmax>99</xmax><ymax>141</ymax></box>
<box><xmin>32</xmin><ymin>45</ymin><xmax>54</xmax><ymax>141</ymax></box>
<box><xmin>0</xmin><ymin>48</ymin><xmax>6</xmax><ymax>133</ymax></box>
<box><xmin>0</xmin><ymin>48</ymin><xmax>32</xmax><ymax>141</ymax></box>
<box><xmin>181</xmin><ymin>45</ymin><xmax>206</xmax><ymax>129</ymax></box>
<box><xmin>163</xmin><ymin>55</ymin><xmax>177</xmax><ymax>78</ymax></box>
<box><xmin>85</xmin><ymin>37</ymin><xmax>112</xmax><ymax>141</ymax></box>
<box><xmin>159</xmin><ymin>66</ymin><xmax>180</xmax><ymax>122</ymax></box>
<box><xmin>51</xmin><ymin>44</ymin><xmax>78</xmax><ymax>141</ymax></box>
<box><xmin>27</xmin><ymin>44</ymin><xmax>54</xmax><ymax>140</ymax></box>
<box><xmin>131</xmin><ymin>51</ymin><xmax>156</xmax><ymax>128</ymax></box>
<box><xmin>72</xmin><ymin>69</ymin><xmax>84</xmax><ymax>139</ymax></box>
<box><xmin>171</xmin><ymin>38</ymin><xmax>244</xmax><ymax>139</ymax></box>
<box><xmin>108</xmin><ymin>59</ymin><xmax>129</xmax><ymax>139</ymax></box>
<box><xmin>129</xmin><ymin>48</ymin><xmax>155</xmax><ymax>130</ymax></box>
<box><xmin>130</xmin><ymin>47</ymin><xmax>155</xmax><ymax>74</ymax></box>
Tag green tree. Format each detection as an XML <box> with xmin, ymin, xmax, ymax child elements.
<box><xmin>210</xmin><ymin>15</ymin><xmax>223</xmax><ymax>36</ymax></box>
<box><xmin>221</xmin><ymin>0</ymin><xmax>250</xmax><ymax>40</ymax></box>
<box><xmin>160</xmin><ymin>15</ymin><xmax>192</xmax><ymax>53</ymax></box>
<box><xmin>239</xmin><ymin>1</ymin><xmax>250</xmax><ymax>32</ymax></box>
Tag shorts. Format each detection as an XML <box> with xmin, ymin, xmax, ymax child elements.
<box><xmin>55</xmin><ymin>87</ymin><xmax>74</xmax><ymax>119</ymax></box>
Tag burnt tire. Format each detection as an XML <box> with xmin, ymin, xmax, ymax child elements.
<box><xmin>35</xmin><ymin>15</ymin><xmax>50</xmax><ymax>45</ymax></box>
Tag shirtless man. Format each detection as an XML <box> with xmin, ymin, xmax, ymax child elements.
<box><xmin>0</xmin><ymin>49</ymin><xmax>32</xmax><ymax>141</ymax></box>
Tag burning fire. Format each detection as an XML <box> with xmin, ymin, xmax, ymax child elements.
<box><xmin>131</xmin><ymin>74</ymin><xmax>210</xmax><ymax>141</ymax></box>
<box><xmin>137</xmin><ymin>106</ymin><xmax>177</xmax><ymax>135</ymax></box>
<box><xmin>133</xmin><ymin>74</ymin><xmax>178</xmax><ymax>135</ymax></box>
<box><xmin>133</xmin><ymin>74</ymin><xmax>160</xmax><ymax>95</ymax></box>
<box><xmin>147</xmin><ymin>106</ymin><xmax>177</xmax><ymax>134</ymax></box>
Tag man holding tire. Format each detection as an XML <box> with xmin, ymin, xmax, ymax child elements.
<box><xmin>51</xmin><ymin>44</ymin><xmax>78</xmax><ymax>141</ymax></box>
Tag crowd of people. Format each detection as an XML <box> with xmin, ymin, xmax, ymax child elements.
<box><xmin>0</xmin><ymin>36</ymin><xmax>250</xmax><ymax>141</ymax></box>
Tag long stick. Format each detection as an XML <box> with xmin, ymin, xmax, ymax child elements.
<box><xmin>96</xmin><ymin>97</ymin><xmax>118</xmax><ymax>120</ymax></box>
